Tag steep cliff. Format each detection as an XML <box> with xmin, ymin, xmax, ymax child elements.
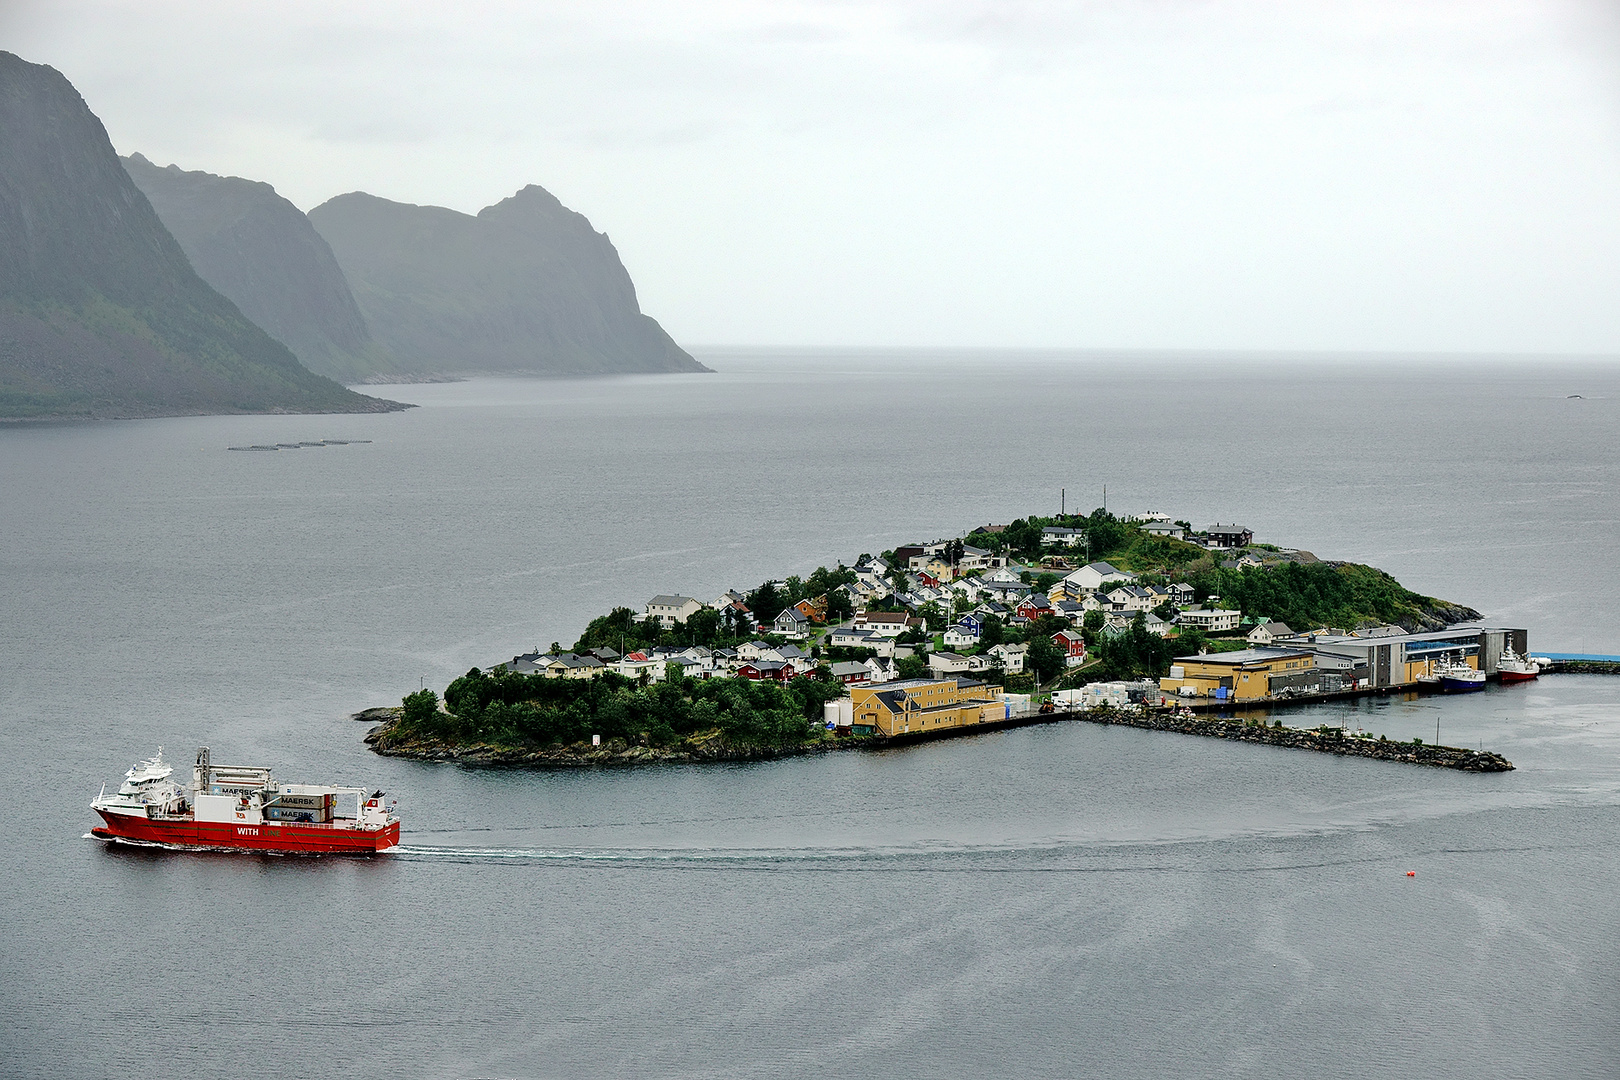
<box><xmin>309</xmin><ymin>186</ymin><xmax>706</xmax><ymax>377</ymax></box>
<box><xmin>121</xmin><ymin>153</ymin><xmax>387</xmax><ymax>383</ymax></box>
<box><xmin>0</xmin><ymin>52</ymin><xmax>403</xmax><ymax>418</ymax></box>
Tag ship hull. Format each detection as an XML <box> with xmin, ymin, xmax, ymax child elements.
<box><xmin>1439</xmin><ymin>675</ymin><xmax>1486</xmax><ymax>692</ymax></box>
<box><xmin>92</xmin><ymin>809</ymin><xmax>399</xmax><ymax>854</ymax></box>
<box><xmin>1498</xmin><ymin>668</ymin><xmax>1538</xmax><ymax>683</ymax></box>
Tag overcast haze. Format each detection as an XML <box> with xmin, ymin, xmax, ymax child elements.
<box><xmin>8</xmin><ymin>0</ymin><xmax>1620</xmax><ymax>353</ymax></box>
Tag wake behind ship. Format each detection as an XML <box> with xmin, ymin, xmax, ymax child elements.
<box><xmin>91</xmin><ymin>748</ymin><xmax>400</xmax><ymax>854</ymax></box>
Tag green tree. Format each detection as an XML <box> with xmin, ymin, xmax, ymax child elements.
<box><xmin>980</xmin><ymin>615</ymin><xmax>1005</xmax><ymax>647</ymax></box>
<box><xmin>400</xmin><ymin>688</ymin><xmax>440</xmax><ymax>733</ymax></box>
<box><xmin>1027</xmin><ymin>634</ymin><xmax>1065</xmax><ymax>685</ymax></box>
<box><xmin>896</xmin><ymin>654</ymin><xmax>928</xmax><ymax>679</ymax></box>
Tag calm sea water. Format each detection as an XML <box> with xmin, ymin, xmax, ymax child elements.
<box><xmin>2</xmin><ymin>351</ymin><xmax>1618</xmax><ymax>1078</ymax></box>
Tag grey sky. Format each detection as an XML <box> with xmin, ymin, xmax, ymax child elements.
<box><xmin>8</xmin><ymin>0</ymin><xmax>1620</xmax><ymax>352</ymax></box>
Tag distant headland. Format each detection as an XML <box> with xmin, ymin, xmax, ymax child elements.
<box><xmin>0</xmin><ymin>49</ymin><xmax>703</xmax><ymax>421</ymax></box>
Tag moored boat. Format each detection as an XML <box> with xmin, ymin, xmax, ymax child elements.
<box><xmin>1498</xmin><ymin>648</ymin><xmax>1540</xmax><ymax>683</ymax></box>
<box><xmin>91</xmin><ymin>747</ymin><xmax>400</xmax><ymax>854</ymax></box>
<box><xmin>1435</xmin><ymin>654</ymin><xmax>1486</xmax><ymax>692</ymax></box>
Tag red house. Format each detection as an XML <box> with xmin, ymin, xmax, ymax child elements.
<box><xmin>739</xmin><ymin>661</ymin><xmax>795</xmax><ymax>682</ymax></box>
<box><xmin>1053</xmin><ymin>630</ymin><xmax>1087</xmax><ymax>663</ymax></box>
<box><xmin>1017</xmin><ymin>593</ymin><xmax>1053</xmax><ymax>622</ymax></box>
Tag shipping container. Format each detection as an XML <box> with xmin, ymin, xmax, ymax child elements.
<box><xmin>273</xmin><ymin>794</ymin><xmax>332</xmax><ymax>809</ymax></box>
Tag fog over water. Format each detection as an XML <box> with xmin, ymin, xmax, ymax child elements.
<box><xmin>2</xmin><ymin>352</ymin><xmax>1618</xmax><ymax>1078</ymax></box>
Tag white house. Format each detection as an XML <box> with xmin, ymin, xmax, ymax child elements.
<box><xmin>1140</xmin><ymin>521</ymin><xmax>1185</xmax><ymax>540</ymax></box>
<box><xmin>828</xmin><ymin>626</ymin><xmax>876</xmax><ymax>648</ymax></box>
<box><xmin>864</xmin><ymin>656</ymin><xmax>897</xmax><ymax>683</ymax></box>
<box><xmin>943</xmin><ymin>624</ymin><xmax>981</xmax><ymax>650</ymax></box>
<box><xmin>736</xmin><ymin>640</ymin><xmax>776</xmax><ymax>662</ymax></box>
<box><xmin>1062</xmin><ymin>561</ymin><xmax>1136</xmax><ymax>593</ymax></box>
<box><xmin>1104</xmin><ymin>585</ymin><xmax>1156</xmax><ymax>612</ymax></box>
<box><xmin>928</xmin><ymin>651</ymin><xmax>973</xmax><ymax>676</ymax></box>
<box><xmin>1177</xmin><ymin>608</ymin><xmax>1242</xmax><ymax>633</ymax></box>
<box><xmin>646</xmin><ymin>595</ymin><xmax>703</xmax><ymax>628</ymax></box>
<box><xmin>1041</xmin><ymin>526</ymin><xmax>1085</xmax><ymax>547</ymax></box>
<box><xmin>854</xmin><ymin>610</ymin><xmax>912</xmax><ymax>636</ymax></box>
<box><xmin>1246</xmin><ymin>621</ymin><xmax>1295</xmax><ymax>646</ymax></box>
<box><xmin>988</xmin><ymin>642</ymin><xmax>1028</xmax><ymax>674</ymax></box>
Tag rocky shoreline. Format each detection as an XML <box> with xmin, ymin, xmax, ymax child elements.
<box><xmin>357</xmin><ymin>704</ymin><xmax>1512</xmax><ymax>772</ymax></box>
<box><xmin>359</xmin><ymin>708</ymin><xmax>873</xmax><ymax>766</ymax></box>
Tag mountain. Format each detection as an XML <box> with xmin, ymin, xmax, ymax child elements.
<box><xmin>0</xmin><ymin>52</ymin><xmax>404</xmax><ymax>418</ymax></box>
<box><xmin>121</xmin><ymin>152</ymin><xmax>388</xmax><ymax>384</ymax></box>
<box><xmin>308</xmin><ymin>187</ymin><xmax>707</xmax><ymax>377</ymax></box>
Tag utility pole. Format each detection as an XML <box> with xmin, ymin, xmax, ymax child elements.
<box><xmin>1061</xmin><ymin>487</ymin><xmax>1065</xmax><ymax>518</ymax></box>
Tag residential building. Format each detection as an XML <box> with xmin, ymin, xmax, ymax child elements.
<box><xmin>943</xmin><ymin>624</ymin><xmax>980</xmax><ymax>650</ymax></box>
<box><xmin>1016</xmin><ymin>592</ymin><xmax>1053</xmax><ymax>621</ymax></box>
<box><xmin>829</xmin><ymin>661</ymin><xmax>871</xmax><ymax>684</ymax></box>
<box><xmin>987</xmin><ymin>642</ymin><xmax>1027</xmax><ymax>673</ymax></box>
<box><xmin>1205</xmin><ymin>524</ymin><xmax>1253</xmax><ymax>548</ymax></box>
<box><xmin>864</xmin><ymin>656</ymin><xmax>897</xmax><ymax>683</ymax></box>
<box><xmin>774</xmin><ymin>607</ymin><xmax>811</xmax><ymax>639</ymax></box>
<box><xmin>848</xmin><ymin>677</ymin><xmax>1000</xmax><ymax>737</ymax></box>
<box><xmin>1166</xmin><ymin>582</ymin><xmax>1196</xmax><ymax>606</ymax></box>
<box><xmin>1041</xmin><ymin>526</ymin><xmax>1085</xmax><ymax>546</ymax></box>
<box><xmin>1103</xmin><ymin>585</ymin><xmax>1155</xmax><ymax>612</ymax></box>
<box><xmin>1142</xmin><ymin>613</ymin><xmax>1171</xmax><ymax>637</ymax></box>
<box><xmin>1246</xmin><ymin>621</ymin><xmax>1296</xmax><ymax>646</ymax></box>
<box><xmin>646</xmin><ymin>595</ymin><xmax>703</xmax><ymax>628</ymax></box>
<box><xmin>736</xmin><ymin>640</ymin><xmax>776</xmax><ymax>662</ymax></box>
<box><xmin>828</xmin><ymin>626</ymin><xmax>877</xmax><ymax>648</ymax></box>
<box><xmin>739</xmin><ymin>661</ymin><xmax>796</xmax><ymax>682</ymax></box>
<box><xmin>1062</xmin><ymin>561</ymin><xmax>1136</xmax><ymax>593</ymax></box>
<box><xmin>543</xmin><ymin>653</ymin><xmax>607</xmax><ymax>679</ymax></box>
<box><xmin>854</xmin><ymin>610</ymin><xmax>912</xmax><ymax>636</ymax></box>
<box><xmin>1053</xmin><ymin>630</ymin><xmax>1087</xmax><ymax>666</ymax></box>
<box><xmin>793</xmin><ymin>595</ymin><xmax>828</xmax><ymax>622</ymax></box>
<box><xmin>927</xmin><ymin>651</ymin><xmax>973</xmax><ymax>676</ymax></box>
<box><xmin>1176</xmin><ymin>608</ymin><xmax>1242</xmax><ymax>633</ymax></box>
<box><xmin>1140</xmin><ymin>521</ymin><xmax>1185</xmax><ymax>540</ymax></box>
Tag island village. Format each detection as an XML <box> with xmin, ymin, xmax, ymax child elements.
<box><xmin>492</xmin><ymin>511</ymin><xmax>1535</xmax><ymax>743</ymax></box>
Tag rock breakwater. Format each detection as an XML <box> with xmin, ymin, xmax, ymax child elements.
<box><xmin>1073</xmin><ymin>707</ymin><xmax>1514</xmax><ymax>771</ymax></box>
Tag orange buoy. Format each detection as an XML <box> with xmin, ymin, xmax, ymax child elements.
<box><xmin>1406</xmin><ymin>871</ymin><xmax>1416</xmax><ymax>877</ymax></box>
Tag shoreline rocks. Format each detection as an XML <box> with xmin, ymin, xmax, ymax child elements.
<box><xmin>356</xmin><ymin>704</ymin><xmax>1512</xmax><ymax>772</ymax></box>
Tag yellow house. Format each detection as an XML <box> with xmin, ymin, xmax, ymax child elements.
<box><xmin>849</xmin><ymin>678</ymin><xmax>1000</xmax><ymax>736</ymax></box>
<box><xmin>1158</xmin><ymin>648</ymin><xmax>1315</xmax><ymax>700</ymax></box>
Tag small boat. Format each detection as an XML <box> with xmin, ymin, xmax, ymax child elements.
<box><xmin>91</xmin><ymin>747</ymin><xmax>400</xmax><ymax>854</ymax></box>
<box><xmin>1498</xmin><ymin>647</ymin><xmax>1540</xmax><ymax>683</ymax></box>
<box><xmin>1435</xmin><ymin>653</ymin><xmax>1486</xmax><ymax>692</ymax></box>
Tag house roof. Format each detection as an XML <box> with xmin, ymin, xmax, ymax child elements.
<box><xmin>1253</xmin><ymin>621</ymin><xmax>1295</xmax><ymax>635</ymax></box>
<box><xmin>829</xmin><ymin>661</ymin><xmax>869</xmax><ymax>677</ymax></box>
<box><xmin>648</xmin><ymin>594</ymin><xmax>699</xmax><ymax>608</ymax></box>
<box><xmin>1173</xmin><ymin>647</ymin><xmax>1311</xmax><ymax>666</ymax></box>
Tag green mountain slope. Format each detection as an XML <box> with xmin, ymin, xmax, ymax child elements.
<box><xmin>121</xmin><ymin>153</ymin><xmax>390</xmax><ymax>384</ymax></box>
<box><xmin>309</xmin><ymin>187</ymin><xmax>707</xmax><ymax>377</ymax></box>
<box><xmin>0</xmin><ymin>51</ymin><xmax>405</xmax><ymax>418</ymax></box>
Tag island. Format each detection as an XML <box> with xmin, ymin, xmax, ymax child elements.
<box><xmin>362</xmin><ymin>509</ymin><xmax>1518</xmax><ymax>772</ymax></box>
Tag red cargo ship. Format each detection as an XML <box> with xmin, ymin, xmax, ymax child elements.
<box><xmin>91</xmin><ymin>747</ymin><xmax>400</xmax><ymax>854</ymax></box>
